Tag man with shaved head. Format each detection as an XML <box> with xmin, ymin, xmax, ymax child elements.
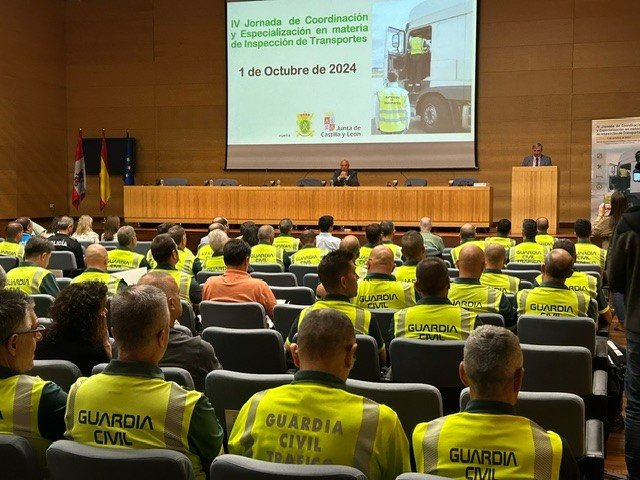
<box><xmin>71</xmin><ymin>244</ymin><xmax>127</xmax><ymax>295</ymax></box>
<box><xmin>449</xmin><ymin>244</ymin><xmax>516</xmax><ymax>329</ymax></box>
<box><xmin>290</xmin><ymin>229</ymin><xmax>324</xmax><ymax>265</ymax></box>
<box><xmin>516</xmin><ymin>249</ymin><xmax>590</xmax><ymax>317</ymax></box>
<box><xmin>339</xmin><ymin>235</ymin><xmax>361</xmax><ymax>261</ymax></box>
<box><xmin>450</xmin><ymin>223</ymin><xmax>486</xmax><ymax>265</ymax></box>
<box><xmin>0</xmin><ymin>222</ymin><xmax>25</xmax><ymax>259</ymax></box>
<box><xmin>250</xmin><ymin>224</ymin><xmax>284</xmax><ymax>268</ymax></box>
<box><xmin>355</xmin><ymin>245</ymin><xmax>416</xmax><ymax>310</ymax></box>
<box><xmin>394</xmin><ymin>231</ymin><xmax>426</xmax><ymax>285</ymax></box>
<box><xmin>419</xmin><ymin>216</ymin><xmax>444</xmax><ymax>252</ymax></box>
<box><xmin>535</xmin><ymin>216</ymin><xmax>555</xmax><ymax>249</ymax></box>
<box><xmin>480</xmin><ymin>244</ymin><xmax>521</xmax><ymax>294</ymax></box>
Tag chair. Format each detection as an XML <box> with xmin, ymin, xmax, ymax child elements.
<box><xmin>519</xmin><ymin>279</ymin><xmax>533</xmax><ymax>289</ymax></box>
<box><xmin>99</xmin><ymin>240</ymin><xmax>119</xmax><ymax>250</ymax></box>
<box><xmin>196</xmin><ymin>270</ymin><xmax>223</xmax><ymax>284</ymax></box>
<box><xmin>201</xmin><ymin>327</ymin><xmax>287</xmax><ymax>374</ymax></box>
<box><xmin>389</xmin><ymin>338</ymin><xmax>465</xmax><ymax>414</ymax></box>
<box><xmin>250</xmin><ymin>271</ymin><xmax>297</xmax><ymax>286</ymax></box>
<box><xmin>179</xmin><ymin>300</ymin><xmax>197</xmax><ymax>334</ymax></box>
<box><xmin>404</xmin><ymin>178</ymin><xmax>427</xmax><ymax>186</ymax></box>
<box><xmin>26</xmin><ymin>359</ymin><xmax>82</xmax><ymax>392</ymax></box>
<box><xmin>517</xmin><ymin>315</ymin><xmax>604</xmax><ymax>358</ymax></box>
<box><xmin>47</xmin><ymin>440</ymin><xmax>195</xmax><ymax>480</ymax></box>
<box><xmin>0</xmin><ymin>434</ymin><xmax>40</xmax><ymax>480</ymax></box>
<box><xmin>505</xmin><ymin>262</ymin><xmax>542</xmax><ymax>271</ymax></box>
<box><xmin>210</xmin><ymin>454</ymin><xmax>366</xmax><ymax>479</ymax></box>
<box><xmin>296</xmin><ymin>178</ymin><xmax>325</xmax><ymax>187</ymax></box>
<box><xmin>199</xmin><ymin>300</ymin><xmax>265</xmax><ymax>329</ymax></box>
<box><xmin>349</xmin><ymin>335</ymin><xmax>381</xmax><ymax>382</ymax></box>
<box><xmin>212</xmin><ymin>178</ymin><xmax>239</xmax><ymax>186</ymax></box>
<box><xmin>477</xmin><ymin>312</ymin><xmax>504</xmax><ymax>327</ymax></box>
<box><xmin>396</xmin><ymin>474</ymin><xmax>451</xmax><ymax>480</ymax></box>
<box><xmin>48</xmin><ymin>251</ymin><xmax>78</xmax><ymax>271</ymax></box>
<box><xmin>249</xmin><ymin>262</ymin><xmax>283</xmax><ymax>273</ymax></box>
<box><xmin>574</xmin><ymin>263</ymin><xmax>603</xmax><ymax>276</ymax></box>
<box><xmin>345</xmin><ymin>379</ymin><xmax>442</xmax><ymax>440</ymax></box>
<box><xmin>133</xmin><ymin>240</ymin><xmax>152</xmax><ymax>256</ymax></box>
<box><xmin>502</xmin><ymin>268</ymin><xmax>541</xmax><ymax>283</ymax></box>
<box><xmin>161</xmin><ymin>177</ymin><xmax>189</xmax><ymax>186</ymax></box>
<box><xmin>368</xmin><ymin>309</ymin><xmax>397</xmax><ymax>348</ymax></box>
<box><xmin>447</xmin><ymin>267</ymin><xmax>459</xmax><ymax>278</ymax></box>
<box><xmin>302</xmin><ymin>272</ymin><xmax>320</xmax><ymax>292</ymax></box>
<box><xmin>0</xmin><ymin>255</ymin><xmax>19</xmax><ymax>272</ymax></box>
<box><xmin>459</xmin><ymin>388</ymin><xmax>605</xmax><ymax>479</ymax></box>
<box><xmin>451</xmin><ymin>177</ymin><xmax>478</xmax><ymax>186</ymax></box>
<box><xmin>273</xmin><ymin>303</ymin><xmax>305</xmax><ymax>340</ymax></box>
<box><xmin>55</xmin><ymin>277</ymin><xmax>73</xmax><ymax>290</ymax></box>
<box><xmin>91</xmin><ymin>364</ymin><xmax>195</xmax><ymax>390</ymax></box>
<box><xmin>30</xmin><ymin>293</ymin><xmax>56</xmax><ymax>318</ymax></box>
<box><xmin>205</xmin><ymin>370</ymin><xmax>293</xmax><ymax>449</ymax></box>
<box><xmin>270</xmin><ymin>286</ymin><xmax>315</xmax><ymax>305</ymax></box>
<box><xmin>290</xmin><ymin>264</ymin><xmax>319</xmax><ymax>285</ymax></box>
<box><xmin>441</xmin><ymin>247</ymin><xmax>452</xmax><ymax>265</ymax></box>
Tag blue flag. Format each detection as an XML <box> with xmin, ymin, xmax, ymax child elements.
<box><xmin>123</xmin><ymin>132</ymin><xmax>135</xmax><ymax>185</ymax></box>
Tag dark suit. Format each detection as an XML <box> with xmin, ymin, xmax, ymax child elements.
<box><xmin>332</xmin><ymin>169</ymin><xmax>360</xmax><ymax>186</ymax></box>
<box><xmin>522</xmin><ymin>155</ymin><xmax>552</xmax><ymax>166</ymax></box>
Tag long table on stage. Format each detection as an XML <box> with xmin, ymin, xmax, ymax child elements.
<box><xmin>124</xmin><ymin>186</ymin><xmax>493</xmax><ymax>227</ymax></box>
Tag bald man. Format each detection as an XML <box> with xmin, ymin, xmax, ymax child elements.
<box><xmin>0</xmin><ymin>222</ymin><xmax>25</xmax><ymax>259</ymax></box>
<box><xmin>516</xmin><ymin>248</ymin><xmax>590</xmax><ymax>318</ymax></box>
<box><xmin>70</xmin><ymin>244</ymin><xmax>127</xmax><ymax>295</ymax></box>
<box><xmin>339</xmin><ymin>235</ymin><xmax>361</xmax><ymax>261</ymax></box>
<box><xmin>450</xmin><ymin>223</ymin><xmax>486</xmax><ymax>265</ymax></box>
<box><xmin>354</xmin><ymin>245</ymin><xmax>416</xmax><ymax>310</ymax></box>
<box><xmin>419</xmin><ymin>216</ymin><xmax>444</xmax><ymax>252</ymax></box>
<box><xmin>449</xmin><ymin>244</ymin><xmax>516</xmax><ymax>329</ymax></box>
<box><xmin>480</xmin><ymin>244</ymin><xmax>521</xmax><ymax>294</ymax></box>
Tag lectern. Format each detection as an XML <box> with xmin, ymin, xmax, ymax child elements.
<box><xmin>511</xmin><ymin>166</ymin><xmax>558</xmax><ymax>235</ymax></box>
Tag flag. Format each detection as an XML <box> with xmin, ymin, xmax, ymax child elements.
<box><xmin>99</xmin><ymin>129</ymin><xmax>111</xmax><ymax>210</ymax></box>
<box><xmin>72</xmin><ymin>129</ymin><xmax>86</xmax><ymax>209</ymax></box>
<box><xmin>123</xmin><ymin>131</ymin><xmax>135</xmax><ymax>185</ymax></box>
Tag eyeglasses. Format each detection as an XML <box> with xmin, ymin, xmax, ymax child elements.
<box><xmin>4</xmin><ymin>324</ymin><xmax>46</xmax><ymax>342</ymax></box>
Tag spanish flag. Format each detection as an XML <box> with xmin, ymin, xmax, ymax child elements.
<box><xmin>99</xmin><ymin>129</ymin><xmax>111</xmax><ymax>210</ymax></box>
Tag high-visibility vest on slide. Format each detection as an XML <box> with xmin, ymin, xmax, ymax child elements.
<box><xmin>6</xmin><ymin>266</ymin><xmax>51</xmax><ymax>295</ymax></box>
<box><xmin>377</xmin><ymin>87</ymin><xmax>409</xmax><ymax>133</ymax></box>
<box><xmin>410</xmin><ymin>36</ymin><xmax>427</xmax><ymax>54</ymax></box>
<box><xmin>71</xmin><ymin>271</ymin><xmax>124</xmax><ymax>296</ymax></box>
<box><xmin>107</xmin><ymin>249</ymin><xmax>146</xmax><ymax>270</ymax></box>
<box><xmin>413</xmin><ymin>413</ymin><xmax>562</xmax><ymax>478</ymax></box>
<box><xmin>65</xmin><ymin>375</ymin><xmax>204</xmax><ymax>479</ymax></box>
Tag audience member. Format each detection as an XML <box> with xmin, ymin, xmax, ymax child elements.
<box><xmin>450</xmin><ymin>223</ymin><xmax>485</xmax><ymax>264</ymax></box>
<box><xmin>380</xmin><ymin>220</ymin><xmax>402</xmax><ymax>260</ymax></box>
<box><xmin>229</xmin><ymin>309</ymin><xmax>409</xmax><ymax>479</ymax></box>
<box><xmin>484</xmin><ymin>218</ymin><xmax>515</xmax><ymax>251</ymax></box>
<box><xmin>574</xmin><ymin>218</ymin><xmax>607</xmax><ymax>270</ymax></box>
<box><xmin>197</xmin><ymin>223</ymin><xmax>226</xmax><ymax>259</ymax></box>
<box><xmin>290</xmin><ymin>229</ymin><xmax>324</xmax><ymax>265</ymax></box>
<box><xmin>71</xmin><ymin>244</ymin><xmax>127</xmax><ymax>295</ymax></box>
<box><xmin>145</xmin><ymin>222</ymin><xmax>178</xmax><ymax>267</ymax></box>
<box><xmin>107</xmin><ymin>225</ymin><xmax>150</xmax><ymax>270</ymax></box>
<box><xmin>480</xmin><ymin>244</ymin><xmax>521</xmax><ymax>294</ymax></box>
<box><xmin>6</xmin><ymin>237</ymin><xmax>60</xmax><ymax>297</ymax></box>
<box><xmin>202</xmin><ymin>239</ymin><xmax>276</xmax><ymax>323</ymax></box>
<box><xmin>338</xmin><ymin>234</ymin><xmax>361</xmax><ymax>260</ymax></box>
<box><xmin>64</xmin><ymin>284</ymin><xmax>223</xmax><ymax>479</ymax></box>
<box><xmin>200</xmin><ymin>229</ymin><xmax>229</xmax><ymax>272</ymax></box>
<box><xmin>449</xmin><ymin>244</ymin><xmax>516</xmax><ymax>329</ymax></box>
<box><xmin>139</xmin><ymin>271</ymin><xmax>222</xmax><ymax>392</ymax></box>
<box><xmin>272</xmin><ymin>218</ymin><xmax>300</xmax><ymax>252</ymax></box>
<box><xmin>48</xmin><ymin>215</ymin><xmax>85</xmax><ymax>275</ymax></box>
<box><xmin>355</xmin><ymin>222</ymin><xmax>383</xmax><ymax>277</ymax></box>
<box><xmin>15</xmin><ymin>216</ymin><xmax>34</xmax><ymax>245</ymax></box>
<box><xmin>393</xmin><ymin>230</ymin><xmax>425</xmax><ymax>284</ymax></box>
<box><xmin>0</xmin><ymin>289</ymin><xmax>67</xmax><ymax>465</ymax></box>
<box><xmin>392</xmin><ymin>257</ymin><xmax>478</xmax><ymax>341</ymax></box>
<box><xmin>0</xmin><ymin>222</ymin><xmax>25</xmax><ymax>259</ymax></box>
<box><xmin>168</xmin><ymin>225</ymin><xmax>202</xmax><ymax>276</ymax></box>
<box><xmin>535</xmin><ymin>216</ymin><xmax>555</xmax><ymax>249</ymax></box>
<box><xmin>316</xmin><ymin>215</ymin><xmax>341</xmax><ymax>252</ymax></box>
<box><xmin>250</xmin><ymin>225</ymin><xmax>284</xmax><ymax>268</ymax></box>
<box><xmin>198</xmin><ymin>216</ymin><xmax>228</xmax><ymax>247</ymax></box>
<box><xmin>239</xmin><ymin>221</ymin><xmax>259</xmax><ymax>247</ymax></box>
<box><xmin>419</xmin><ymin>216</ymin><xmax>445</xmax><ymax>252</ymax></box>
<box><xmin>355</xmin><ymin>245</ymin><xmax>415</xmax><ymax>310</ymax></box>
<box><xmin>35</xmin><ymin>281</ymin><xmax>111</xmax><ymax>375</ymax></box>
<box><xmin>100</xmin><ymin>216</ymin><xmax>120</xmax><ymax>241</ymax></box>
<box><xmin>412</xmin><ymin>325</ymin><xmax>578</xmax><ymax>478</ymax></box>
<box><xmin>593</xmin><ymin>191</ymin><xmax>628</xmax><ymax>249</ymax></box>
<box><xmin>509</xmin><ymin>218</ymin><xmax>548</xmax><ymax>263</ymax></box>
<box><xmin>71</xmin><ymin>215</ymin><xmax>100</xmax><ymax>243</ymax></box>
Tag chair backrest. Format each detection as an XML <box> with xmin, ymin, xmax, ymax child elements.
<box><xmin>91</xmin><ymin>364</ymin><xmax>195</xmax><ymax>390</ymax></box>
<box><xmin>368</xmin><ymin>309</ymin><xmax>396</xmax><ymax>349</ymax></box>
<box><xmin>302</xmin><ymin>272</ymin><xmax>320</xmax><ymax>292</ymax></box>
<box><xmin>296</xmin><ymin>178</ymin><xmax>325</xmax><ymax>187</ymax></box>
<box><xmin>133</xmin><ymin>241</ymin><xmax>152</xmax><ymax>256</ymax></box>
<box><xmin>441</xmin><ymin>247</ymin><xmax>453</xmax><ymax>264</ymax></box>
<box><xmin>26</xmin><ymin>359</ymin><xmax>82</xmax><ymax>392</ymax></box>
<box><xmin>404</xmin><ymin>178</ymin><xmax>427</xmax><ymax>186</ymax></box>
<box><xmin>0</xmin><ymin>255</ymin><xmax>19</xmax><ymax>272</ymax></box>
<box><xmin>201</xmin><ymin>327</ymin><xmax>287</xmax><ymax>374</ymax></box>
<box><xmin>460</xmin><ymin>388</ymin><xmax>587</xmax><ymax>458</ymax></box>
<box><xmin>30</xmin><ymin>293</ymin><xmax>56</xmax><ymax>318</ymax></box>
<box><xmin>505</xmin><ymin>262</ymin><xmax>542</xmax><ymax>271</ymax></box>
<box><xmin>162</xmin><ymin>177</ymin><xmax>189</xmax><ymax>186</ymax></box>
<box><xmin>212</xmin><ymin>178</ymin><xmax>239</xmax><ymax>186</ymax></box>
<box><xmin>179</xmin><ymin>300</ymin><xmax>197</xmax><ymax>334</ymax></box>
<box><xmin>210</xmin><ymin>454</ymin><xmax>366</xmax><ymax>479</ymax></box>
<box><xmin>99</xmin><ymin>240</ymin><xmax>119</xmax><ymax>250</ymax></box>
<box><xmin>518</xmin><ymin>315</ymin><xmax>597</xmax><ymax>356</ymax></box>
<box><xmin>196</xmin><ymin>270</ymin><xmax>223</xmax><ymax>284</ymax></box>
<box><xmin>451</xmin><ymin>177</ymin><xmax>478</xmax><ymax>186</ymax></box>
<box><xmin>521</xmin><ymin>344</ymin><xmax>592</xmax><ymax>395</ymax></box>
<box><xmin>250</xmin><ymin>271</ymin><xmax>297</xmax><ymax>286</ymax></box>
<box><xmin>273</xmin><ymin>303</ymin><xmax>306</xmax><ymax>340</ymax></box>
<box><xmin>519</xmin><ymin>279</ymin><xmax>533</xmax><ymax>289</ymax></box>
<box><xmin>199</xmin><ymin>300</ymin><xmax>265</xmax><ymax>329</ymax></box>
<box><xmin>269</xmin><ymin>286</ymin><xmax>315</xmax><ymax>305</ymax></box>
<box><xmin>574</xmin><ymin>263</ymin><xmax>602</xmax><ymax>276</ymax></box>
<box><xmin>55</xmin><ymin>277</ymin><xmax>73</xmax><ymax>291</ymax></box>
<box><xmin>396</xmin><ymin>474</ymin><xmax>452</xmax><ymax>480</ymax></box>
<box><xmin>47</xmin><ymin>440</ymin><xmax>196</xmax><ymax>480</ymax></box>
<box><xmin>205</xmin><ymin>370</ymin><xmax>293</xmax><ymax>447</ymax></box>
<box><xmin>349</xmin><ymin>335</ymin><xmax>381</xmax><ymax>382</ymax></box>
<box><xmin>345</xmin><ymin>379</ymin><xmax>442</xmax><ymax>439</ymax></box>
<box><xmin>389</xmin><ymin>338</ymin><xmax>465</xmax><ymax>414</ymax></box>
<box><xmin>0</xmin><ymin>434</ymin><xmax>40</xmax><ymax>480</ymax></box>
<box><xmin>290</xmin><ymin>264</ymin><xmax>319</xmax><ymax>285</ymax></box>
<box><xmin>501</xmin><ymin>268</ymin><xmax>541</xmax><ymax>283</ymax></box>
<box><xmin>447</xmin><ymin>267</ymin><xmax>459</xmax><ymax>278</ymax></box>
<box><xmin>249</xmin><ymin>262</ymin><xmax>283</xmax><ymax>273</ymax></box>
<box><xmin>48</xmin><ymin>251</ymin><xmax>78</xmax><ymax>270</ymax></box>
<box><xmin>477</xmin><ymin>312</ymin><xmax>504</xmax><ymax>327</ymax></box>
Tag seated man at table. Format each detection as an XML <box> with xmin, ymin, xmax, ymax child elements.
<box><xmin>412</xmin><ymin>325</ymin><xmax>578</xmax><ymax>478</ymax></box>
<box><xmin>229</xmin><ymin>309</ymin><xmax>409</xmax><ymax>479</ymax></box>
<box><xmin>332</xmin><ymin>159</ymin><xmax>360</xmax><ymax>187</ymax></box>
<box><xmin>64</xmin><ymin>285</ymin><xmax>224</xmax><ymax>479</ymax></box>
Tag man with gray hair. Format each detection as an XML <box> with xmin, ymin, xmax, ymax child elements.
<box><xmin>48</xmin><ymin>215</ymin><xmax>85</xmax><ymax>275</ymax></box>
<box><xmin>249</xmin><ymin>224</ymin><xmax>284</xmax><ymax>267</ymax></box>
<box><xmin>450</xmin><ymin>223</ymin><xmax>485</xmax><ymax>264</ymax></box>
<box><xmin>64</xmin><ymin>284</ymin><xmax>224</xmax><ymax>479</ymax></box>
<box><xmin>107</xmin><ymin>225</ymin><xmax>150</xmax><ymax>270</ymax></box>
<box><xmin>273</xmin><ymin>217</ymin><xmax>300</xmax><ymax>252</ymax></box>
<box><xmin>413</xmin><ymin>325</ymin><xmax>578</xmax><ymax>478</ymax></box>
<box><xmin>200</xmin><ymin>229</ymin><xmax>229</xmax><ymax>272</ymax></box>
<box><xmin>419</xmin><ymin>216</ymin><xmax>444</xmax><ymax>252</ymax></box>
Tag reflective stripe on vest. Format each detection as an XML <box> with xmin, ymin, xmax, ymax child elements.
<box><xmin>238</xmin><ymin>390</ymin><xmax>269</xmax><ymax>457</ymax></box>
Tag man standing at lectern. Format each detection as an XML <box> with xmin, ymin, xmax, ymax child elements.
<box><xmin>522</xmin><ymin>143</ymin><xmax>552</xmax><ymax>166</ymax></box>
<box><xmin>332</xmin><ymin>159</ymin><xmax>360</xmax><ymax>186</ymax></box>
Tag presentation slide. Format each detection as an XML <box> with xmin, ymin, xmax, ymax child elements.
<box><xmin>226</xmin><ymin>0</ymin><xmax>477</xmax><ymax>170</ymax></box>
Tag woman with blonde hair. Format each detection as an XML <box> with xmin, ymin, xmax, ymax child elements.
<box><xmin>72</xmin><ymin>214</ymin><xmax>100</xmax><ymax>243</ymax></box>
